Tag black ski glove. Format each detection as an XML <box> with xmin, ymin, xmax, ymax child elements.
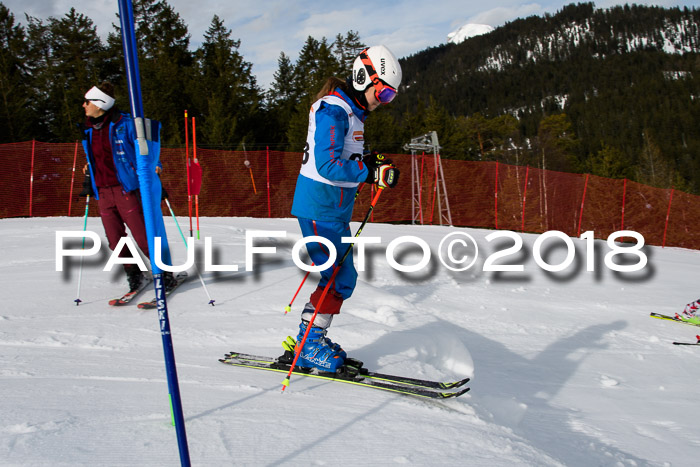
<box><xmin>79</xmin><ymin>173</ymin><xmax>95</xmax><ymax>197</ymax></box>
<box><xmin>362</xmin><ymin>151</ymin><xmax>392</xmax><ymax>170</ymax></box>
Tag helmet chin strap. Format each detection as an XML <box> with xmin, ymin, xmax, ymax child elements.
<box><xmin>345</xmin><ymin>77</ymin><xmax>369</xmax><ymax>111</ymax></box>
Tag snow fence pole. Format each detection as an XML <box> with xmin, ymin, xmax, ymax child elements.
<box><xmin>521</xmin><ymin>165</ymin><xmax>529</xmax><ymax>232</ymax></box>
<box><xmin>662</xmin><ymin>187</ymin><xmax>674</xmax><ymax>248</ymax></box>
<box><xmin>192</xmin><ymin>117</ymin><xmax>200</xmax><ymax>240</ymax></box>
<box><xmin>68</xmin><ymin>141</ymin><xmax>79</xmax><ymax>216</ymax></box>
<box><xmin>117</xmin><ymin>1</ymin><xmax>190</xmax><ymax>465</ymax></box>
<box><xmin>74</xmin><ymin>194</ymin><xmax>90</xmax><ymax>305</ymax></box>
<box><xmin>577</xmin><ymin>173</ymin><xmax>589</xmax><ymax>237</ymax></box>
<box><xmin>184</xmin><ymin>110</ymin><xmax>193</xmax><ymax>238</ymax></box>
<box><xmin>494</xmin><ymin>161</ymin><xmax>499</xmax><ymax>230</ymax></box>
<box><xmin>281</xmin><ymin>187</ymin><xmax>384</xmax><ymax>392</ymax></box>
<box><xmin>266</xmin><ymin>146</ymin><xmax>271</xmax><ymax>217</ymax></box>
<box><xmin>29</xmin><ymin>139</ymin><xmax>35</xmax><ymax>217</ymax></box>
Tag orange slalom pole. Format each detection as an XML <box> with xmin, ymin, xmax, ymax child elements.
<box><xmin>246</xmin><ymin>163</ymin><xmax>257</xmax><ymax>194</ymax></box>
<box><xmin>195</xmin><ymin>195</ymin><xmax>200</xmax><ymax>240</ymax></box>
<box><xmin>243</xmin><ymin>144</ymin><xmax>257</xmax><ymax>194</ymax></box>
<box><xmin>281</xmin><ymin>187</ymin><xmax>384</xmax><ymax>392</ymax></box>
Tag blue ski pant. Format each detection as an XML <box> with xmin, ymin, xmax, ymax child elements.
<box><xmin>297</xmin><ymin>218</ymin><xmax>357</xmax><ymax>308</ymax></box>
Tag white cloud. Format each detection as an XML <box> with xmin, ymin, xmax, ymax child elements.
<box><xmin>466</xmin><ymin>3</ymin><xmax>544</xmax><ymax>27</ymax></box>
<box><xmin>296</xmin><ymin>9</ymin><xmax>365</xmax><ymax>41</ymax></box>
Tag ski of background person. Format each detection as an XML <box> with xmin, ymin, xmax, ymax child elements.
<box><xmin>137</xmin><ymin>272</ymin><xmax>188</xmax><ymax>310</ymax></box>
<box><xmin>650</xmin><ymin>312</ymin><xmax>700</xmax><ymax>328</ymax></box>
<box><xmin>108</xmin><ymin>276</ymin><xmax>150</xmax><ymax>306</ymax></box>
<box><xmin>673</xmin><ymin>335</ymin><xmax>700</xmax><ymax>346</ymax></box>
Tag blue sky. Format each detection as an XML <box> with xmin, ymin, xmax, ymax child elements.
<box><xmin>4</xmin><ymin>0</ymin><xmax>699</xmax><ymax>88</ymax></box>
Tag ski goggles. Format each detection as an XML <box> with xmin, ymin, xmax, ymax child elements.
<box><xmin>372</xmin><ymin>79</ymin><xmax>398</xmax><ymax>104</ymax></box>
<box><xmin>359</xmin><ymin>49</ymin><xmax>398</xmax><ymax>104</ymax></box>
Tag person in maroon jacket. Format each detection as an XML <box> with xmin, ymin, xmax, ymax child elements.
<box><xmin>81</xmin><ymin>81</ymin><xmax>173</xmax><ymax>295</ymax></box>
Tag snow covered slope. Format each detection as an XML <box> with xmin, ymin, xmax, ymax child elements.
<box><xmin>2</xmin><ymin>216</ymin><xmax>700</xmax><ymax>465</ymax></box>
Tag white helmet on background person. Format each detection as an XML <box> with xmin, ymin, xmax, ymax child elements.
<box><xmin>352</xmin><ymin>45</ymin><xmax>402</xmax><ymax>103</ymax></box>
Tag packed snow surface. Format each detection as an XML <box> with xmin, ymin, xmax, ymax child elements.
<box><xmin>2</xmin><ymin>216</ymin><xmax>700</xmax><ymax>466</ymax></box>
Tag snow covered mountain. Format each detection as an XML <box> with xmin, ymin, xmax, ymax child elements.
<box><xmin>447</xmin><ymin>23</ymin><xmax>495</xmax><ymax>44</ymax></box>
<box><xmin>477</xmin><ymin>6</ymin><xmax>699</xmax><ymax>72</ymax></box>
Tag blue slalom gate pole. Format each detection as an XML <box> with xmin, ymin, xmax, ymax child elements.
<box><xmin>117</xmin><ymin>1</ymin><xmax>191</xmax><ymax>465</ymax></box>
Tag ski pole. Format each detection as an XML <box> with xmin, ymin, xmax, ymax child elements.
<box><xmin>284</xmin><ymin>272</ymin><xmax>311</xmax><ymax>314</ymax></box>
<box><xmin>74</xmin><ymin>195</ymin><xmax>90</xmax><ymax>305</ymax></box>
<box><xmin>164</xmin><ymin>198</ymin><xmax>215</xmax><ymax>306</ymax></box>
<box><xmin>281</xmin><ymin>187</ymin><xmax>384</xmax><ymax>392</ymax></box>
<box><xmin>283</xmin><ymin>184</ymin><xmax>367</xmax><ymax>314</ymax></box>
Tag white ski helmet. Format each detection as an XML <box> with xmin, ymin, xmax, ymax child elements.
<box><xmin>352</xmin><ymin>45</ymin><xmax>402</xmax><ymax>95</ymax></box>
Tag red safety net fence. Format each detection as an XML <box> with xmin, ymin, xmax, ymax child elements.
<box><xmin>2</xmin><ymin>140</ymin><xmax>700</xmax><ymax>250</ymax></box>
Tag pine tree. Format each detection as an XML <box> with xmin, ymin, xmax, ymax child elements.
<box><xmin>121</xmin><ymin>0</ymin><xmax>193</xmax><ymax>144</ymax></box>
<box><xmin>0</xmin><ymin>4</ymin><xmax>34</xmax><ymax>142</ymax></box>
<box><xmin>636</xmin><ymin>130</ymin><xmax>676</xmax><ymax>188</ymax></box>
<box><xmin>193</xmin><ymin>15</ymin><xmax>261</xmax><ymax>148</ymax></box>
<box><xmin>364</xmin><ymin>106</ymin><xmax>402</xmax><ymax>153</ymax></box>
<box><xmin>285</xmin><ymin>36</ymin><xmax>342</xmax><ymax>150</ymax></box>
<box><xmin>333</xmin><ymin>30</ymin><xmax>365</xmax><ymax>78</ymax></box>
<box><xmin>292</xmin><ymin>36</ymin><xmax>340</xmax><ymax>98</ymax></box>
<box><xmin>587</xmin><ymin>143</ymin><xmax>629</xmax><ymax>178</ymax></box>
<box><xmin>488</xmin><ymin>114</ymin><xmax>520</xmax><ymax>163</ymax></box>
<box><xmin>265</xmin><ymin>52</ymin><xmax>296</xmax><ymax>148</ymax></box>
<box><xmin>449</xmin><ymin>115</ymin><xmax>482</xmax><ymax>161</ymax></box>
<box><xmin>536</xmin><ymin>113</ymin><xmax>579</xmax><ymax>172</ymax></box>
<box><xmin>270</xmin><ymin>52</ymin><xmax>295</xmax><ymax>105</ymax></box>
<box><xmin>25</xmin><ymin>8</ymin><xmax>105</xmax><ymax>142</ymax></box>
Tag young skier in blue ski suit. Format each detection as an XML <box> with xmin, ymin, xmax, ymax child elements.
<box><xmin>289</xmin><ymin>46</ymin><xmax>402</xmax><ymax>372</ymax></box>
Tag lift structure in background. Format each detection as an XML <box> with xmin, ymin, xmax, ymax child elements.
<box><xmin>403</xmin><ymin>131</ymin><xmax>452</xmax><ymax>226</ymax></box>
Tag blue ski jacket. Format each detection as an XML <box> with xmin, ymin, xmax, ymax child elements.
<box><xmin>81</xmin><ymin>111</ymin><xmax>162</xmax><ymax>199</ymax></box>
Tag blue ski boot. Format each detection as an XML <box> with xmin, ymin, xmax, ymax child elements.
<box><xmin>295</xmin><ymin>320</ymin><xmax>345</xmax><ymax>373</ymax></box>
<box><xmin>302</xmin><ymin>303</ymin><xmax>347</xmax><ymax>359</ymax></box>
